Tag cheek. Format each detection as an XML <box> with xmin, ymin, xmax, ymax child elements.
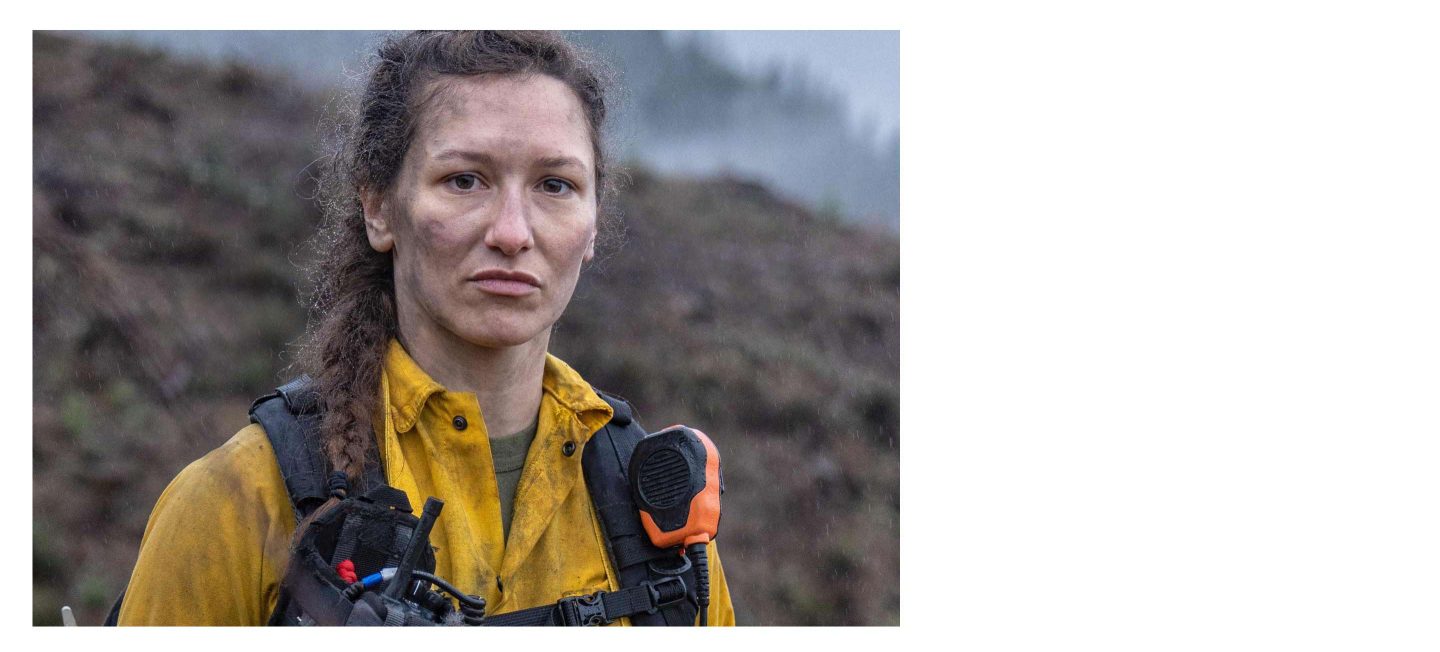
<box><xmin>555</xmin><ymin>214</ymin><xmax>597</xmax><ymax>263</ymax></box>
<box><xmin>552</xmin><ymin>234</ymin><xmax>593</xmax><ymax>281</ymax></box>
<box><xmin>416</xmin><ymin>216</ymin><xmax>455</xmax><ymax>251</ymax></box>
<box><xmin>394</xmin><ymin>214</ymin><xmax>471</xmax><ymax>297</ymax></box>
<box><xmin>408</xmin><ymin>214</ymin><xmax>472</xmax><ymax>266</ymax></box>
<box><xmin>563</xmin><ymin>228</ymin><xmax>592</xmax><ymax>259</ymax></box>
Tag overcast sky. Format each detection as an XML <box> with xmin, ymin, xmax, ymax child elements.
<box><xmin>694</xmin><ymin>31</ymin><xmax>900</xmax><ymax>144</ymax></box>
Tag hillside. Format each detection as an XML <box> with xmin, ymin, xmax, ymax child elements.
<box><xmin>32</xmin><ymin>32</ymin><xmax>898</xmax><ymax>626</ymax></box>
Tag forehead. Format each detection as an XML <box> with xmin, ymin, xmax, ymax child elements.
<box><xmin>413</xmin><ymin>73</ymin><xmax>593</xmax><ymax>167</ymax></box>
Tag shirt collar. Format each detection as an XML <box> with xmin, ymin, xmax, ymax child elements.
<box><xmin>382</xmin><ymin>338</ymin><xmax>612</xmax><ymax>435</ymax></box>
<box><xmin>540</xmin><ymin>353</ymin><xmax>614</xmax><ymax>434</ymax></box>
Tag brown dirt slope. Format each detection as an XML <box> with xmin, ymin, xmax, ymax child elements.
<box><xmin>32</xmin><ymin>32</ymin><xmax>898</xmax><ymax>626</ymax></box>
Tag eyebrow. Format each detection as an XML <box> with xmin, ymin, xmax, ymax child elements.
<box><xmin>432</xmin><ymin>149</ymin><xmax>589</xmax><ymax>174</ymax></box>
<box><xmin>536</xmin><ymin>155</ymin><xmax>588</xmax><ymax>173</ymax></box>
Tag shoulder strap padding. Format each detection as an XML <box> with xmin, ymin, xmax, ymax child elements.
<box><xmin>249</xmin><ymin>375</ymin><xmax>387</xmax><ymax>520</ymax></box>
<box><xmin>250</xmin><ymin>374</ymin><xmax>331</xmax><ymax>520</ymax></box>
<box><xmin>584</xmin><ymin>389</ymin><xmax>700</xmax><ymax>626</ymax></box>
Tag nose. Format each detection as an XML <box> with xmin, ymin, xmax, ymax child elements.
<box><xmin>484</xmin><ymin>186</ymin><xmax>534</xmax><ymax>256</ymax></box>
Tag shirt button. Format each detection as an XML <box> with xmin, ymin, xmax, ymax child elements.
<box><xmin>562</xmin><ymin>441</ymin><xmax>577</xmax><ymax>456</ymax></box>
<box><xmin>452</xmin><ymin>415</ymin><xmax>468</xmax><ymax>431</ymax></box>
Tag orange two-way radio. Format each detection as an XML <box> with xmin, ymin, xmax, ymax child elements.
<box><xmin>628</xmin><ymin>425</ymin><xmax>723</xmax><ymax>625</ymax></box>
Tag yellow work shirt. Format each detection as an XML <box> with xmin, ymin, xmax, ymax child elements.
<box><xmin>118</xmin><ymin>340</ymin><xmax>735</xmax><ymax>625</ymax></box>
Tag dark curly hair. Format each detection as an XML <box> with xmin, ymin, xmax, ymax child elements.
<box><xmin>293</xmin><ymin>30</ymin><xmax>618</xmax><ymax>483</ymax></box>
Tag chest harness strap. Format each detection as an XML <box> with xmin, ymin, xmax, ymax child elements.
<box><xmin>253</xmin><ymin>377</ymin><xmax>701</xmax><ymax>627</ymax></box>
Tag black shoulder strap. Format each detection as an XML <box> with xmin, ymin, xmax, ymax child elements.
<box><xmin>249</xmin><ymin>375</ymin><xmax>385</xmax><ymax>521</ymax></box>
<box><xmin>250</xmin><ymin>376</ymin><xmax>390</xmax><ymax>626</ymax></box>
<box><xmin>249</xmin><ymin>375</ymin><xmax>328</xmax><ymax>520</ymax></box>
<box><xmin>101</xmin><ymin>589</ymin><xmax>124</xmax><ymax>626</ymax></box>
<box><xmin>580</xmin><ymin>390</ymin><xmax>701</xmax><ymax>626</ymax></box>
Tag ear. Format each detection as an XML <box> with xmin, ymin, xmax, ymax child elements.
<box><xmin>582</xmin><ymin>222</ymin><xmax>597</xmax><ymax>263</ymax></box>
<box><xmin>361</xmin><ymin>187</ymin><xmax>395</xmax><ymax>253</ymax></box>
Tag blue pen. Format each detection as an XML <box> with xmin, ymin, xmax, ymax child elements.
<box><xmin>360</xmin><ymin>567</ymin><xmax>397</xmax><ymax>589</ymax></box>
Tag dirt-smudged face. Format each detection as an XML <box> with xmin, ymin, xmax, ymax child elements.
<box><xmin>362</xmin><ymin>73</ymin><xmax>598</xmax><ymax>351</ymax></box>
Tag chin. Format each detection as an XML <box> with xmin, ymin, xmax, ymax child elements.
<box><xmin>456</xmin><ymin>319</ymin><xmax>551</xmax><ymax>350</ymax></box>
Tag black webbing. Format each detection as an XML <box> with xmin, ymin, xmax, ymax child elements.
<box><xmin>481</xmin><ymin>579</ymin><xmax>688</xmax><ymax>627</ymax></box>
<box><xmin>483</xmin><ymin>604</ymin><xmax>559</xmax><ymax>627</ymax></box>
<box><xmin>608</xmin><ymin>534</ymin><xmax>674</xmax><ymax>567</ymax></box>
<box><xmin>330</xmin><ymin>514</ymin><xmax>363</xmax><ymax>565</ymax></box>
<box><xmin>600</xmin><ymin>586</ymin><xmax>658</xmax><ymax>619</ymax></box>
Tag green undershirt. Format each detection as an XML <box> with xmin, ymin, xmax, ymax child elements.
<box><xmin>489</xmin><ymin>418</ymin><xmax>539</xmax><ymax>542</ymax></box>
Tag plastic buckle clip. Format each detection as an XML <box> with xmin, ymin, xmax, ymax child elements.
<box><xmin>644</xmin><ymin>576</ymin><xmax>688</xmax><ymax>613</ymax></box>
<box><xmin>647</xmin><ymin>552</ymin><xmax>692</xmax><ymax>577</ymax></box>
<box><xmin>559</xmin><ymin>591</ymin><xmax>610</xmax><ymax>626</ymax></box>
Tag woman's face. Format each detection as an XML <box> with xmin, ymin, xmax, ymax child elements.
<box><xmin>363</xmin><ymin>73</ymin><xmax>598</xmax><ymax>351</ymax></box>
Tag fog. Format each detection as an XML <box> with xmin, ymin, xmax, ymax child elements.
<box><xmin>79</xmin><ymin>30</ymin><xmax>900</xmax><ymax>231</ymax></box>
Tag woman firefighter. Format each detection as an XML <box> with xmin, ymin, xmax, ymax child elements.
<box><xmin>114</xmin><ymin>30</ymin><xmax>735</xmax><ymax>626</ymax></box>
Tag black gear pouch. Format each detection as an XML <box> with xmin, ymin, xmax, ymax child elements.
<box><xmin>269</xmin><ymin>486</ymin><xmax>438</xmax><ymax>626</ymax></box>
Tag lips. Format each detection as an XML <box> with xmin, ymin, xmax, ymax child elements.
<box><xmin>468</xmin><ymin>268</ymin><xmax>542</xmax><ymax>297</ymax></box>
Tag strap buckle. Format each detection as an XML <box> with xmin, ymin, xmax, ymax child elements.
<box><xmin>557</xmin><ymin>591</ymin><xmax>611</xmax><ymax>626</ymax></box>
<box><xmin>644</xmin><ymin>576</ymin><xmax>688</xmax><ymax>613</ymax></box>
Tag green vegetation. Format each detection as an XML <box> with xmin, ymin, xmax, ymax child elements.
<box><xmin>32</xmin><ymin>32</ymin><xmax>898</xmax><ymax>626</ymax></box>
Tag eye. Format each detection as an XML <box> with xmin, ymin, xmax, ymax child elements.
<box><xmin>539</xmin><ymin>178</ymin><xmax>575</xmax><ymax>196</ymax></box>
<box><xmin>447</xmin><ymin>173</ymin><xmax>481</xmax><ymax>192</ymax></box>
